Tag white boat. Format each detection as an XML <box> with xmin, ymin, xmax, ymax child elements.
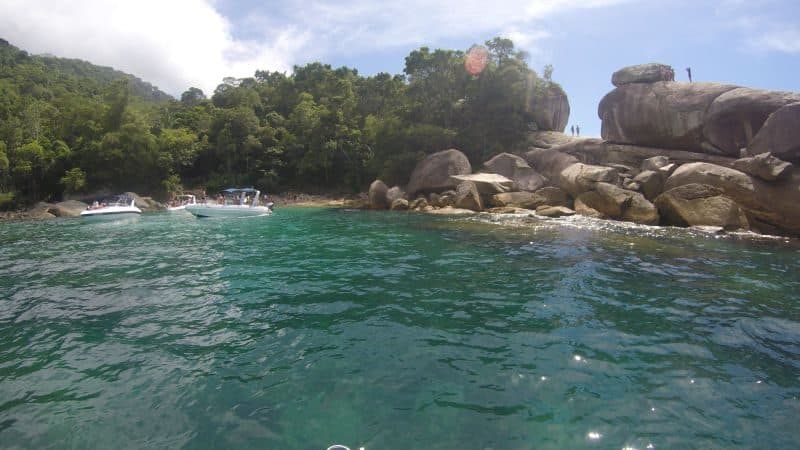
<box><xmin>166</xmin><ymin>194</ymin><xmax>197</xmax><ymax>211</ymax></box>
<box><xmin>80</xmin><ymin>195</ymin><xmax>142</xmax><ymax>220</ymax></box>
<box><xmin>185</xmin><ymin>188</ymin><xmax>273</xmax><ymax>218</ymax></box>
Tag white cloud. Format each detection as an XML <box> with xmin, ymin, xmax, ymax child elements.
<box><xmin>0</xmin><ymin>0</ymin><xmax>304</xmax><ymax>96</ymax></box>
<box><xmin>0</xmin><ymin>0</ymin><xmax>634</xmax><ymax>95</ymax></box>
<box><xmin>755</xmin><ymin>28</ymin><xmax>800</xmax><ymax>53</ymax></box>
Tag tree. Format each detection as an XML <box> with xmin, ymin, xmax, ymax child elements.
<box><xmin>180</xmin><ymin>87</ymin><xmax>206</xmax><ymax>106</ymax></box>
<box><xmin>60</xmin><ymin>167</ymin><xmax>86</xmax><ymax>195</ymax></box>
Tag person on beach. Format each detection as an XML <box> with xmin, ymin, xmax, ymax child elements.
<box><xmin>686</xmin><ymin>67</ymin><xmax>692</xmax><ymax>83</ymax></box>
<box><xmin>576</xmin><ymin>125</ymin><xmax>580</xmax><ymax>136</ymax></box>
<box><xmin>571</xmin><ymin>125</ymin><xmax>575</xmax><ymax>136</ymax></box>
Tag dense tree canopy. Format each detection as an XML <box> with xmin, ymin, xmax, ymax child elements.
<box><xmin>0</xmin><ymin>37</ymin><xmax>565</xmax><ymax>207</ymax></box>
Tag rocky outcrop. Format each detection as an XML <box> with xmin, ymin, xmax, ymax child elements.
<box><xmin>454</xmin><ymin>181</ymin><xmax>483</xmax><ymax>211</ymax></box>
<box><xmin>702</xmin><ymin>88</ymin><xmax>800</xmax><ymax>156</ymax></box>
<box><xmin>731</xmin><ymin>153</ymin><xmax>793</xmax><ymax>181</ymax></box>
<box><xmin>611</xmin><ymin>63</ymin><xmax>675</xmax><ymax>86</ymax></box>
<box><xmin>123</xmin><ymin>192</ymin><xmax>163</xmax><ymax>211</ymax></box>
<box><xmin>655</xmin><ymin>184</ymin><xmax>748</xmax><ymax>230</ymax></box>
<box><xmin>48</xmin><ymin>200</ymin><xmax>88</xmax><ymax>217</ymax></box>
<box><xmin>530</xmin><ymin>84</ymin><xmax>570</xmax><ymax>132</ymax></box>
<box><xmin>449</xmin><ymin>173</ymin><xmax>514</xmax><ymax>195</ymax></box>
<box><xmin>536</xmin><ymin>205</ymin><xmax>575</xmax><ymax>217</ymax></box>
<box><xmin>483</xmin><ymin>153</ymin><xmax>546</xmax><ymax>191</ymax></box>
<box><xmin>575</xmin><ymin>183</ymin><xmax>659</xmax><ymax>225</ymax></box>
<box><xmin>406</xmin><ymin>149</ymin><xmax>472</xmax><ymax>196</ymax></box>
<box><xmin>523</xmin><ymin>147</ymin><xmax>580</xmax><ymax>183</ymax></box>
<box><xmin>599</xmin><ymin>81</ymin><xmax>738</xmax><ymax>152</ymax></box>
<box><xmin>632</xmin><ymin>170</ymin><xmax>664</xmax><ymax>201</ymax></box>
<box><xmin>368</xmin><ymin>180</ymin><xmax>389</xmax><ymax>209</ymax></box>
<box><xmin>390</xmin><ymin>198</ymin><xmax>409</xmax><ymax>211</ymax></box>
<box><xmin>386</xmin><ymin>186</ymin><xmax>405</xmax><ymax>206</ymax></box>
<box><xmin>559</xmin><ymin>163</ymin><xmax>619</xmax><ymax>196</ymax></box>
<box><xmin>526</xmin><ymin>131</ymin><xmax>576</xmax><ymax>149</ymax></box>
<box><xmin>749</xmin><ymin>102</ymin><xmax>800</xmax><ymax>163</ymax></box>
<box><xmin>489</xmin><ymin>187</ymin><xmax>569</xmax><ymax>209</ymax></box>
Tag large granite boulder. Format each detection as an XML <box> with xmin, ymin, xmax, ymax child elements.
<box><xmin>575</xmin><ymin>183</ymin><xmax>659</xmax><ymax>225</ymax></box>
<box><xmin>449</xmin><ymin>173</ymin><xmax>514</xmax><ymax>195</ymax></box>
<box><xmin>663</xmin><ymin>162</ymin><xmax>800</xmax><ymax>236</ymax></box>
<box><xmin>702</xmin><ymin>88</ymin><xmax>800</xmax><ymax>156</ymax></box>
<box><xmin>530</xmin><ymin>84</ymin><xmax>570</xmax><ymax>132</ymax></box>
<box><xmin>552</xmin><ymin>138</ymin><xmax>737</xmax><ymax>175</ymax></box>
<box><xmin>749</xmin><ymin>102</ymin><xmax>800</xmax><ymax>163</ymax></box>
<box><xmin>663</xmin><ymin>163</ymin><xmax>755</xmax><ymax>199</ymax></box>
<box><xmin>489</xmin><ymin>187</ymin><xmax>569</xmax><ymax>209</ymax></box>
<box><xmin>611</xmin><ymin>63</ymin><xmax>675</xmax><ymax>86</ymax></box>
<box><xmin>483</xmin><ymin>153</ymin><xmax>546</xmax><ymax>191</ymax></box>
<box><xmin>390</xmin><ymin>198</ymin><xmax>409</xmax><ymax>211</ymax></box>
<box><xmin>406</xmin><ymin>149</ymin><xmax>472</xmax><ymax>196</ymax></box>
<box><xmin>731</xmin><ymin>152</ymin><xmax>793</xmax><ymax>181</ymax></box>
<box><xmin>655</xmin><ymin>183</ymin><xmax>748</xmax><ymax>230</ymax></box>
<box><xmin>559</xmin><ymin>163</ymin><xmax>620</xmax><ymax>196</ymax></box>
<box><xmin>599</xmin><ymin>81</ymin><xmax>738</xmax><ymax>151</ymax></box>
<box><xmin>368</xmin><ymin>179</ymin><xmax>389</xmax><ymax>209</ymax></box>
<box><xmin>386</xmin><ymin>186</ymin><xmax>405</xmax><ymax>205</ymax></box>
<box><xmin>124</xmin><ymin>192</ymin><xmax>163</xmax><ymax>211</ymax></box>
<box><xmin>522</xmin><ymin>147</ymin><xmax>580</xmax><ymax>183</ymax></box>
<box><xmin>50</xmin><ymin>200</ymin><xmax>89</xmax><ymax>217</ymax></box>
<box><xmin>632</xmin><ymin>170</ymin><xmax>664</xmax><ymax>201</ymax></box>
<box><xmin>454</xmin><ymin>181</ymin><xmax>483</xmax><ymax>211</ymax></box>
<box><xmin>526</xmin><ymin>131</ymin><xmax>575</xmax><ymax>149</ymax></box>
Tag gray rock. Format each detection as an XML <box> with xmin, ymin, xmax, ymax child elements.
<box><xmin>368</xmin><ymin>179</ymin><xmax>389</xmax><ymax>209</ymax></box>
<box><xmin>454</xmin><ymin>181</ymin><xmax>483</xmax><ymax>211</ymax></box>
<box><xmin>406</xmin><ymin>149</ymin><xmax>472</xmax><ymax>196</ymax></box>
<box><xmin>530</xmin><ymin>84</ymin><xmax>570</xmax><ymax>132</ymax></box>
<box><xmin>449</xmin><ymin>173</ymin><xmax>514</xmax><ymax>195</ymax></box>
<box><xmin>632</xmin><ymin>170</ymin><xmax>664</xmax><ymax>201</ymax></box>
<box><xmin>749</xmin><ymin>102</ymin><xmax>800</xmax><ymax>163</ymax></box>
<box><xmin>731</xmin><ymin>152</ymin><xmax>793</xmax><ymax>181</ymax></box>
<box><xmin>575</xmin><ymin>182</ymin><xmax>659</xmax><ymax>225</ymax></box>
<box><xmin>703</xmin><ymin>88</ymin><xmax>800</xmax><ymax>156</ymax></box>
<box><xmin>425</xmin><ymin>206</ymin><xmax>477</xmax><ymax>215</ymax></box>
<box><xmin>559</xmin><ymin>163</ymin><xmax>620</xmax><ymax>196</ymax></box>
<box><xmin>523</xmin><ymin>147</ymin><xmax>580</xmax><ymax>183</ymax></box>
<box><xmin>390</xmin><ymin>198</ymin><xmax>409</xmax><ymax>211</ymax></box>
<box><xmin>386</xmin><ymin>186</ymin><xmax>405</xmax><ymax>205</ymax></box>
<box><xmin>526</xmin><ymin>131</ymin><xmax>575</xmax><ymax>149</ymax></box>
<box><xmin>599</xmin><ymin>81</ymin><xmax>738</xmax><ymax>152</ymax></box>
<box><xmin>535</xmin><ymin>205</ymin><xmax>576</xmax><ymax>217</ymax></box>
<box><xmin>655</xmin><ymin>183</ymin><xmax>748</xmax><ymax>230</ymax></box>
<box><xmin>611</xmin><ymin>63</ymin><xmax>675</xmax><ymax>86</ymax></box>
<box><xmin>483</xmin><ymin>153</ymin><xmax>546</xmax><ymax>192</ymax></box>
<box><xmin>642</xmin><ymin>156</ymin><xmax>670</xmax><ymax>171</ymax></box>
<box><xmin>409</xmin><ymin>197</ymin><xmax>429</xmax><ymax>210</ymax></box>
<box><xmin>50</xmin><ymin>200</ymin><xmax>89</xmax><ymax>217</ymax></box>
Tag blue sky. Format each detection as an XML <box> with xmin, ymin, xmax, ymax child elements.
<box><xmin>1</xmin><ymin>0</ymin><xmax>799</xmax><ymax>137</ymax></box>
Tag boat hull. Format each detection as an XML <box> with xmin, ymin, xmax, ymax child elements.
<box><xmin>80</xmin><ymin>210</ymin><xmax>142</xmax><ymax>220</ymax></box>
<box><xmin>185</xmin><ymin>204</ymin><xmax>272</xmax><ymax>218</ymax></box>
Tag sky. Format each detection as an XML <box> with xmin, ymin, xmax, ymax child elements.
<box><xmin>1</xmin><ymin>0</ymin><xmax>799</xmax><ymax>138</ymax></box>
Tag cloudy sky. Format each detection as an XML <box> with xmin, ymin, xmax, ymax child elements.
<box><xmin>1</xmin><ymin>0</ymin><xmax>799</xmax><ymax>136</ymax></box>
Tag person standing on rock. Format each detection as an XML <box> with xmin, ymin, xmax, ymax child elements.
<box><xmin>571</xmin><ymin>125</ymin><xmax>575</xmax><ymax>136</ymax></box>
<box><xmin>686</xmin><ymin>67</ymin><xmax>692</xmax><ymax>82</ymax></box>
<box><xmin>576</xmin><ymin>125</ymin><xmax>580</xmax><ymax>137</ymax></box>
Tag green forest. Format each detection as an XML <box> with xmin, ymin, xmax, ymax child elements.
<box><xmin>0</xmin><ymin>37</ymin><xmax>564</xmax><ymax>207</ymax></box>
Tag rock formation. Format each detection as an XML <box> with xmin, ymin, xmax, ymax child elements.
<box><xmin>365</xmin><ymin>62</ymin><xmax>800</xmax><ymax>237</ymax></box>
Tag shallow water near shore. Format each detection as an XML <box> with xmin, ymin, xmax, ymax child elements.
<box><xmin>1</xmin><ymin>208</ymin><xmax>799</xmax><ymax>449</ymax></box>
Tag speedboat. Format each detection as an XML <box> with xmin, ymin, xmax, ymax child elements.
<box><xmin>166</xmin><ymin>194</ymin><xmax>197</xmax><ymax>211</ymax></box>
<box><xmin>185</xmin><ymin>188</ymin><xmax>273</xmax><ymax>218</ymax></box>
<box><xmin>80</xmin><ymin>195</ymin><xmax>142</xmax><ymax>220</ymax></box>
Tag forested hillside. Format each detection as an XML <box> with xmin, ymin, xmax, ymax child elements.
<box><xmin>0</xmin><ymin>37</ymin><xmax>565</xmax><ymax>207</ymax></box>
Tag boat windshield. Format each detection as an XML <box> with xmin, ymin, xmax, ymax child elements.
<box><xmin>216</xmin><ymin>188</ymin><xmax>262</xmax><ymax>206</ymax></box>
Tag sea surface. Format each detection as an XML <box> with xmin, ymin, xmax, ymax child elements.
<box><xmin>1</xmin><ymin>208</ymin><xmax>799</xmax><ymax>449</ymax></box>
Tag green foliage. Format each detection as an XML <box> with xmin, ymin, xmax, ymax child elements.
<box><xmin>60</xmin><ymin>167</ymin><xmax>86</xmax><ymax>195</ymax></box>
<box><xmin>0</xmin><ymin>36</ymin><xmax>562</xmax><ymax>203</ymax></box>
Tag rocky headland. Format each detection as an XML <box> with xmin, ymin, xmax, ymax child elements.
<box><xmin>367</xmin><ymin>63</ymin><xmax>800</xmax><ymax>238</ymax></box>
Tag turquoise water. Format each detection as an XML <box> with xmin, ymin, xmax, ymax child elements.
<box><xmin>1</xmin><ymin>208</ymin><xmax>799</xmax><ymax>449</ymax></box>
